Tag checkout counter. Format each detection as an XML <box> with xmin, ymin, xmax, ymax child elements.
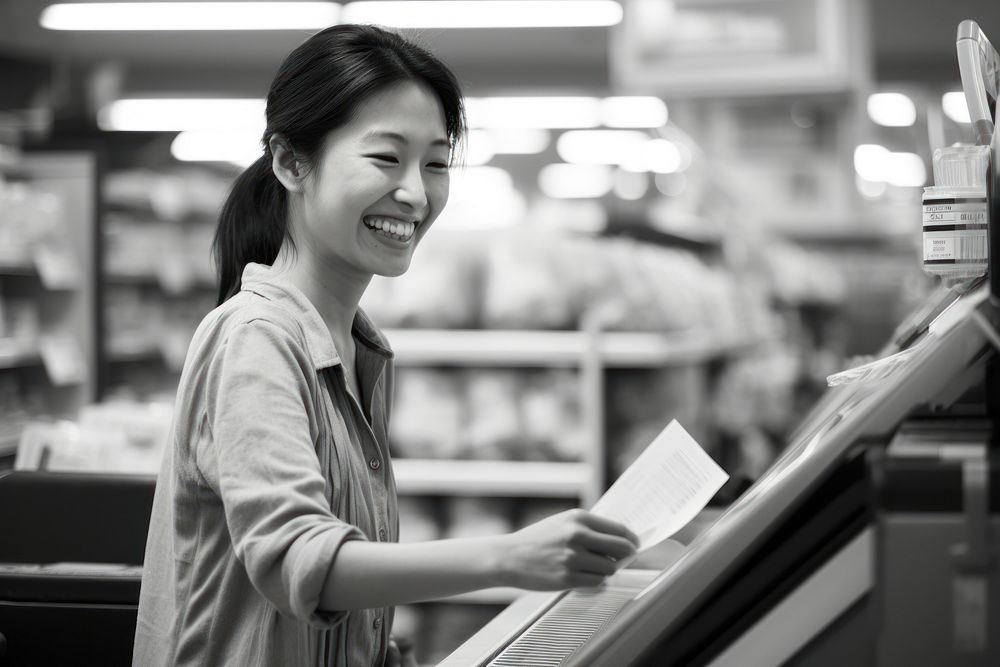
<box><xmin>442</xmin><ymin>19</ymin><xmax>1000</xmax><ymax>667</ymax></box>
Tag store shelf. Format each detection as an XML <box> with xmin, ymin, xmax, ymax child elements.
<box><xmin>0</xmin><ymin>339</ymin><xmax>42</xmax><ymax>368</ymax></box>
<box><xmin>0</xmin><ymin>433</ymin><xmax>20</xmax><ymax>458</ymax></box>
<box><xmin>107</xmin><ymin>338</ymin><xmax>161</xmax><ymax>362</ymax></box>
<box><xmin>385</xmin><ymin>329</ymin><xmax>749</xmax><ymax>368</ymax></box>
<box><xmin>0</xmin><ymin>255</ymin><xmax>36</xmax><ymax>276</ymax></box>
<box><xmin>392</xmin><ymin>459</ymin><xmax>589</xmax><ymax>498</ymax></box>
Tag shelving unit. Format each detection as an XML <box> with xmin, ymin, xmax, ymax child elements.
<box><xmin>393</xmin><ymin>459</ymin><xmax>590</xmax><ymax>498</ymax></box>
<box><xmin>0</xmin><ymin>151</ymin><xmax>99</xmax><ymax>462</ymax></box>
<box><xmin>386</xmin><ymin>327</ymin><xmax>754</xmax><ymax>507</ymax></box>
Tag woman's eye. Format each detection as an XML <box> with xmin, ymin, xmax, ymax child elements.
<box><xmin>427</xmin><ymin>162</ymin><xmax>449</xmax><ymax>170</ymax></box>
<box><xmin>370</xmin><ymin>154</ymin><xmax>399</xmax><ymax>164</ymax></box>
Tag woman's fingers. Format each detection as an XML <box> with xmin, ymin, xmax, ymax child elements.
<box><xmin>572</xmin><ymin>529</ymin><xmax>638</xmax><ymax>561</ymax></box>
<box><xmin>569</xmin><ymin>551</ymin><xmax>618</xmax><ymax>577</ymax></box>
<box><xmin>575</xmin><ymin>511</ymin><xmax>640</xmax><ymax>547</ymax></box>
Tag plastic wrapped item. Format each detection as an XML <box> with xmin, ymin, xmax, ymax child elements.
<box><xmin>480</xmin><ymin>228</ymin><xmax>576</xmax><ymax>330</ymax></box>
<box><xmin>361</xmin><ymin>230</ymin><xmax>483</xmax><ymax>328</ymax></box>
<box><xmin>711</xmin><ymin>343</ymin><xmax>799</xmax><ymax>435</ymax></box>
<box><xmin>519</xmin><ymin>369</ymin><xmax>585</xmax><ymax>462</ymax></box>
<box><xmin>460</xmin><ymin>370</ymin><xmax>523</xmax><ymax>460</ymax></box>
<box><xmin>826</xmin><ymin>345</ymin><xmax>921</xmax><ymax>387</ymax></box>
<box><xmin>104</xmin><ymin>168</ymin><xmax>232</xmax><ymax>222</ymax></box>
<box><xmin>14</xmin><ymin>401</ymin><xmax>172</xmax><ymax>474</ymax></box>
<box><xmin>388</xmin><ymin>369</ymin><xmax>465</xmax><ymax>459</ymax></box>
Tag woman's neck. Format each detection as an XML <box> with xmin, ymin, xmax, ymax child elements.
<box><xmin>270</xmin><ymin>245</ymin><xmax>370</xmax><ymax>354</ymax></box>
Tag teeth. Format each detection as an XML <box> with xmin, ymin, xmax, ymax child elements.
<box><xmin>364</xmin><ymin>216</ymin><xmax>416</xmax><ymax>241</ymax></box>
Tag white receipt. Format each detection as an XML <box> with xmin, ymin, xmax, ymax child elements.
<box><xmin>591</xmin><ymin>420</ymin><xmax>729</xmax><ymax>552</ymax></box>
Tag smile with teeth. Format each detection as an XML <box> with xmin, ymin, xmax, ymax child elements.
<box><xmin>363</xmin><ymin>216</ymin><xmax>417</xmax><ymax>242</ymax></box>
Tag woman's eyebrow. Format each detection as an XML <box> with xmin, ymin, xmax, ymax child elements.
<box><xmin>362</xmin><ymin>130</ymin><xmax>450</xmax><ymax>147</ymax></box>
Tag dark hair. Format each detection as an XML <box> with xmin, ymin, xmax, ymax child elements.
<box><xmin>213</xmin><ymin>24</ymin><xmax>466</xmax><ymax>304</ymax></box>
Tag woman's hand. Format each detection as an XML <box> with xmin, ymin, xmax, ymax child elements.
<box><xmin>495</xmin><ymin>509</ymin><xmax>640</xmax><ymax>590</ymax></box>
<box><xmin>385</xmin><ymin>636</ymin><xmax>418</xmax><ymax>667</ymax></box>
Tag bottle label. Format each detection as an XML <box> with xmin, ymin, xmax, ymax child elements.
<box><xmin>922</xmin><ymin>198</ymin><xmax>988</xmax><ymax>265</ymax></box>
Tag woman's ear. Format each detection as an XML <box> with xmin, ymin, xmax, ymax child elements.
<box><xmin>269</xmin><ymin>134</ymin><xmax>305</xmax><ymax>193</ymax></box>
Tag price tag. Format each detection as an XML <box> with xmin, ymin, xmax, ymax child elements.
<box><xmin>33</xmin><ymin>242</ymin><xmax>82</xmax><ymax>290</ymax></box>
<box><xmin>39</xmin><ymin>332</ymin><xmax>87</xmax><ymax>386</ymax></box>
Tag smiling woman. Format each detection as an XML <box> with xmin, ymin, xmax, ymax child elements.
<box><xmin>133</xmin><ymin>23</ymin><xmax>639</xmax><ymax>667</ymax></box>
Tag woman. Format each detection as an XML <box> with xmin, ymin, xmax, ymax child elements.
<box><xmin>133</xmin><ymin>24</ymin><xmax>639</xmax><ymax>667</ymax></box>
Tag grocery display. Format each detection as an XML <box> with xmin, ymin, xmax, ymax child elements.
<box><xmin>0</xmin><ymin>149</ymin><xmax>98</xmax><ymax>461</ymax></box>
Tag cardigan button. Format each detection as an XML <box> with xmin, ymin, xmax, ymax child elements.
<box><xmin>369</xmin><ymin>457</ymin><xmax>381</xmax><ymax>471</ymax></box>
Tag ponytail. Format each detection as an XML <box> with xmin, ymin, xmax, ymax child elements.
<box><xmin>213</xmin><ymin>152</ymin><xmax>289</xmax><ymax>305</ymax></box>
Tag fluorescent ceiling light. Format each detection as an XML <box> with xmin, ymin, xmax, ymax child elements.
<box><xmin>40</xmin><ymin>2</ymin><xmax>339</xmax><ymax>30</ymax></box>
<box><xmin>853</xmin><ymin>144</ymin><xmax>925</xmax><ymax>187</ymax></box>
<box><xmin>464</xmin><ymin>129</ymin><xmax>550</xmax><ymax>165</ymax></box>
<box><xmin>341</xmin><ymin>1</ymin><xmax>623</xmax><ymax>28</ymax></box>
<box><xmin>885</xmin><ymin>152</ymin><xmax>926</xmax><ymax>187</ymax></box>
<box><xmin>482</xmin><ymin>128</ymin><xmax>551</xmax><ymax>154</ymax></box>
<box><xmin>942</xmin><ymin>92</ymin><xmax>971</xmax><ymax>124</ymax></box>
<box><xmin>465</xmin><ymin>131</ymin><xmax>497</xmax><ymax>166</ymax></box>
<box><xmin>853</xmin><ymin>144</ymin><xmax>890</xmax><ymax>182</ymax></box>
<box><xmin>99</xmin><ymin>98</ymin><xmax>266</xmax><ymax>131</ymax></box>
<box><xmin>466</xmin><ymin>96</ymin><xmax>664</xmax><ymax>130</ymax></box>
<box><xmin>866</xmin><ymin>92</ymin><xmax>916</xmax><ymax>127</ymax></box>
<box><xmin>601</xmin><ymin>97</ymin><xmax>667</xmax><ymax>127</ymax></box>
<box><xmin>556</xmin><ymin>129</ymin><xmax>649</xmax><ymax>165</ymax></box>
<box><xmin>435</xmin><ymin>166</ymin><xmax>524</xmax><ymax>229</ymax></box>
<box><xmin>538</xmin><ymin>163</ymin><xmax>613</xmax><ymax>199</ymax></box>
<box><xmin>467</xmin><ymin>97</ymin><xmax>602</xmax><ymax>129</ymax></box>
<box><xmin>171</xmin><ymin>130</ymin><xmax>264</xmax><ymax>166</ymax></box>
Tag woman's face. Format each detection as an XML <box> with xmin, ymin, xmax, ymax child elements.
<box><xmin>295</xmin><ymin>81</ymin><xmax>451</xmax><ymax>278</ymax></box>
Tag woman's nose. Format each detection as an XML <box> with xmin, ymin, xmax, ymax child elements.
<box><xmin>393</xmin><ymin>169</ymin><xmax>428</xmax><ymax>211</ymax></box>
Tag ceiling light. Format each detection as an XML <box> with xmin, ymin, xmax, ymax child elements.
<box><xmin>99</xmin><ymin>98</ymin><xmax>266</xmax><ymax>131</ymax></box>
<box><xmin>40</xmin><ymin>2</ymin><xmax>339</xmax><ymax>30</ymax></box>
<box><xmin>556</xmin><ymin>129</ymin><xmax>649</xmax><ymax>165</ymax></box>
<box><xmin>467</xmin><ymin>97</ymin><xmax>602</xmax><ymax>129</ymax></box>
<box><xmin>171</xmin><ymin>130</ymin><xmax>263</xmax><ymax>167</ymax></box>
<box><xmin>482</xmin><ymin>128</ymin><xmax>551</xmax><ymax>154</ymax></box>
<box><xmin>435</xmin><ymin>166</ymin><xmax>524</xmax><ymax>229</ymax></box>
<box><xmin>853</xmin><ymin>144</ymin><xmax>890</xmax><ymax>182</ymax></box>
<box><xmin>538</xmin><ymin>163</ymin><xmax>613</xmax><ymax>199</ymax></box>
<box><xmin>866</xmin><ymin>92</ymin><xmax>916</xmax><ymax>127</ymax></box>
<box><xmin>466</xmin><ymin>96</ymin><xmax>665</xmax><ymax>130</ymax></box>
<box><xmin>465</xmin><ymin>131</ymin><xmax>497</xmax><ymax>166</ymax></box>
<box><xmin>942</xmin><ymin>92</ymin><xmax>972</xmax><ymax>124</ymax></box>
<box><xmin>853</xmin><ymin>144</ymin><xmax>926</xmax><ymax>187</ymax></box>
<box><xmin>601</xmin><ymin>96</ymin><xmax>667</xmax><ymax>127</ymax></box>
<box><xmin>341</xmin><ymin>1</ymin><xmax>623</xmax><ymax>28</ymax></box>
<box><xmin>885</xmin><ymin>152</ymin><xmax>926</xmax><ymax>187</ymax></box>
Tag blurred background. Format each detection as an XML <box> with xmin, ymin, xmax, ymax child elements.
<box><xmin>0</xmin><ymin>0</ymin><xmax>997</xmax><ymax>662</ymax></box>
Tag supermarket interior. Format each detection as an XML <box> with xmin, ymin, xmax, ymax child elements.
<box><xmin>1</xmin><ymin>0</ymin><xmax>1000</xmax><ymax>665</ymax></box>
